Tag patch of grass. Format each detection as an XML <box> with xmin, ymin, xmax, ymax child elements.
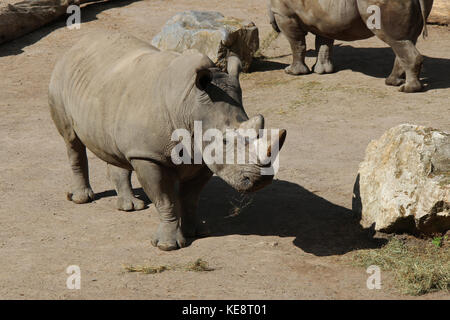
<box><xmin>257</xmin><ymin>78</ymin><xmax>292</xmax><ymax>87</ymax></box>
<box><xmin>350</xmin><ymin>236</ymin><xmax>450</xmax><ymax>295</ymax></box>
<box><xmin>184</xmin><ymin>258</ymin><xmax>215</xmax><ymax>272</ymax></box>
<box><xmin>432</xmin><ymin>235</ymin><xmax>448</xmax><ymax>248</ymax></box>
<box><xmin>124</xmin><ymin>259</ymin><xmax>214</xmax><ymax>275</ymax></box>
<box><xmin>125</xmin><ymin>265</ymin><xmax>170</xmax><ymax>274</ymax></box>
<box><xmin>282</xmin><ymin>81</ymin><xmax>324</xmax><ymax>112</ymax></box>
<box><xmin>226</xmin><ymin>195</ymin><xmax>253</xmax><ymax>218</ymax></box>
<box><xmin>301</xmin><ymin>80</ymin><xmax>322</xmax><ymax>90</ymax></box>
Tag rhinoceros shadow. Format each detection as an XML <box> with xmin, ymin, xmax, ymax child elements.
<box><xmin>194</xmin><ymin>176</ymin><xmax>386</xmax><ymax>256</ymax></box>
<box><xmin>331</xmin><ymin>44</ymin><xmax>450</xmax><ymax>91</ymax></box>
<box><xmin>0</xmin><ymin>0</ymin><xmax>141</xmax><ymax>57</ymax></box>
<box><xmin>96</xmin><ymin>175</ymin><xmax>384</xmax><ymax>256</ymax></box>
<box><xmin>254</xmin><ymin>44</ymin><xmax>450</xmax><ymax>91</ymax></box>
<box><xmin>250</xmin><ymin>58</ymin><xmax>289</xmax><ymax>72</ymax></box>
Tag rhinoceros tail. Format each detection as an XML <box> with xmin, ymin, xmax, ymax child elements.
<box><xmin>268</xmin><ymin>3</ymin><xmax>280</xmax><ymax>33</ymax></box>
<box><xmin>419</xmin><ymin>0</ymin><xmax>429</xmax><ymax>38</ymax></box>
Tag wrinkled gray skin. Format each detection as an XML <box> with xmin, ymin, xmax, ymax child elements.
<box><xmin>268</xmin><ymin>0</ymin><xmax>434</xmax><ymax>92</ymax></box>
<box><xmin>49</xmin><ymin>32</ymin><xmax>286</xmax><ymax>251</ymax></box>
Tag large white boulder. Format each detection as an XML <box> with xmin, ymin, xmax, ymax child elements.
<box><xmin>353</xmin><ymin>124</ymin><xmax>450</xmax><ymax>235</ymax></box>
<box><xmin>151</xmin><ymin>10</ymin><xmax>259</xmax><ymax>72</ymax></box>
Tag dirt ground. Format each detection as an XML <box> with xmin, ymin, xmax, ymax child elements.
<box><xmin>0</xmin><ymin>0</ymin><xmax>449</xmax><ymax>299</ymax></box>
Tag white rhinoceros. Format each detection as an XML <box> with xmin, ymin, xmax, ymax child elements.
<box><xmin>268</xmin><ymin>0</ymin><xmax>434</xmax><ymax>92</ymax></box>
<box><xmin>49</xmin><ymin>32</ymin><xmax>286</xmax><ymax>251</ymax></box>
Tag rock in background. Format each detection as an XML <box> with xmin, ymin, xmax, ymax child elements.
<box><xmin>0</xmin><ymin>0</ymin><xmax>104</xmax><ymax>45</ymax></box>
<box><xmin>151</xmin><ymin>10</ymin><xmax>259</xmax><ymax>72</ymax></box>
<box><xmin>353</xmin><ymin>124</ymin><xmax>450</xmax><ymax>235</ymax></box>
<box><xmin>429</xmin><ymin>0</ymin><xmax>449</xmax><ymax>26</ymax></box>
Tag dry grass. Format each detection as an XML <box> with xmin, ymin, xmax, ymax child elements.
<box><xmin>226</xmin><ymin>195</ymin><xmax>254</xmax><ymax>218</ymax></box>
<box><xmin>124</xmin><ymin>258</ymin><xmax>214</xmax><ymax>275</ymax></box>
<box><xmin>184</xmin><ymin>258</ymin><xmax>215</xmax><ymax>272</ymax></box>
<box><xmin>124</xmin><ymin>265</ymin><xmax>169</xmax><ymax>274</ymax></box>
<box><xmin>350</xmin><ymin>236</ymin><xmax>450</xmax><ymax>295</ymax></box>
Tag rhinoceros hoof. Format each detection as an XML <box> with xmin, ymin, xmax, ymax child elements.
<box><xmin>117</xmin><ymin>196</ymin><xmax>145</xmax><ymax>212</ymax></box>
<box><xmin>385</xmin><ymin>76</ymin><xmax>405</xmax><ymax>87</ymax></box>
<box><xmin>313</xmin><ymin>62</ymin><xmax>333</xmax><ymax>74</ymax></box>
<box><xmin>151</xmin><ymin>221</ymin><xmax>186</xmax><ymax>251</ymax></box>
<box><xmin>67</xmin><ymin>187</ymin><xmax>95</xmax><ymax>204</ymax></box>
<box><xmin>399</xmin><ymin>81</ymin><xmax>423</xmax><ymax>93</ymax></box>
<box><xmin>285</xmin><ymin>63</ymin><xmax>310</xmax><ymax>75</ymax></box>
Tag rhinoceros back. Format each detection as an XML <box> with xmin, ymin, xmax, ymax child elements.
<box><xmin>49</xmin><ymin>32</ymin><xmax>178</xmax><ymax>167</ymax></box>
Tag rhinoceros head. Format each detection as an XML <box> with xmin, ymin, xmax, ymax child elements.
<box><xmin>188</xmin><ymin>55</ymin><xmax>287</xmax><ymax>193</ymax></box>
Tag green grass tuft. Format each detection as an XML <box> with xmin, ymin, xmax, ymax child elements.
<box><xmin>351</xmin><ymin>236</ymin><xmax>450</xmax><ymax>295</ymax></box>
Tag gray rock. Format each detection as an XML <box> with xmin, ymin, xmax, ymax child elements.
<box><xmin>151</xmin><ymin>10</ymin><xmax>259</xmax><ymax>72</ymax></box>
<box><xmin>353</xmin><ymin>124</ymin><xmax>450</xmax><ymax>235</ymax></box>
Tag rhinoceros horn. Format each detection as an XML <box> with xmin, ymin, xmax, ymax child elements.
<box><xmin>255</xmin><ymin>129</ymin><xmax>287</xmax><ymax>165</ymax></box>
<box><xmin>267</xmin><ymin>129</ymin><xmax>287</xmax><ymax>157</ymax></box>
<box><xmin>227</xmin><ymin>54</ymin><xmax>242</xmax><ymax>78</ymax></box>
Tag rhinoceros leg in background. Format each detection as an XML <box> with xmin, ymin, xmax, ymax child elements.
<box><xmin>131</xmin><ymin>159</ymin><xmax>186</xmax><ymax>251</ymax></box>
<box><xmin>357</xmin><ymin>0</ymin><xmax>431</xmax><ymax>93</ymax></box>
<box><xmin>367</xmin><ymin>31</ymin><xmax>423</xmax><ymax>93</ymax></box>
<box><xmin>388</xmin><ymin>39</ymin><xmax>423</xmax><ymax>93</ymax></box>
<box><xmin>274</xmin><ymin>14</ymin><xmax>310</xmax><ymax>75</ymax></box>
<box><xmin>179</xmin><ymin>168</ymin><xmax>213</xmax><ymax>238</ymax></box>
<box><xmin>385</xmin><ymin>56</ymin><xmax>406</xmax><ymax>87</ymax></box>
<box><xmin>106</xmin><ymin>164</ymin><xmax>145</xmax><ymax>212</ymax></box>
<box><xmin>313</xmin><ymin>35</ymin><xmax>335</xmax><ymax>74</ymax></box>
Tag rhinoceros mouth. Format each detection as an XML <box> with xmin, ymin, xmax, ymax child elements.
<box><xmin>236</xmin><ymin>173</ymin><xmax>274</xmax><ymax>194</ymax></box>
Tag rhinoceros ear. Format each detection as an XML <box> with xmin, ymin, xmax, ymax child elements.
<box><xmin>195</xmin><ymin>68</ymin><xmax>213</xmax><ymax>91</ymax></box>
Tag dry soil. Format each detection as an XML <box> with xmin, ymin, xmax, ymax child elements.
<box><xmin>0</xmin><ymin>0</ymin><xmax>449</xmax><ymax>299</ymax></box>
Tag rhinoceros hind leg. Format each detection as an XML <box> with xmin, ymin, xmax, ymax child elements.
<box><xmin>393</xmin><ymin>40</ymin><xmax>423</xmax><ymax>93</ymax></box>
<box><xmin>377</xmin><ymin>36</ymin><xmax>423</xmax><ymax>92</ymax></box>
<box><xmin>65</xmin><ymin>135</ymin><xmax>95</xmax><ymax>204</ymax></box>
<box><xmin>385</xmin><ymin>57</ymin><xmax>406</xmax><ymax>86</ymax></box>
<box><xmin>107</xmin><ymin>164</ymin><xmax>145</xmax><ymax>211</ymax></box>
<box><xmin>274</xmin><ymin>13</ymin><xmax>310</xmax><ymax>75</ymax></box>
<box><xmin>132</xmin><ymin>159</ymin><xmax>186</xmax><ymax>251</ymax></box>
<box><xmin>49</xmin><ymin>97</ymin><xmax>94</xmax><ymax>204</ymax></box>
<box><xmin>313</xmin><ymin>35</ymin><xmax>334</xmax><ymax>74</ymax></box>
<box><xmin>179</xmin><ymin>169</ymin><xmax>213</xmax><ymax>238</ymax></box>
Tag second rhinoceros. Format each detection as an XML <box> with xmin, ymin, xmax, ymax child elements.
<box><xmin>49</xmin><ymin>32</ymin><xmax>286</xmax><ymax>251</ymax></box>
<box><xmin>268</xmin><ymin>0</ymin><xmax>434</xmax><ymax>92</ymax></box>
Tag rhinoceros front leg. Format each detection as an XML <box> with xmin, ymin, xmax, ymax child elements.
<box><xmin>313</xmin><ymin>35</ymin><xmax>334</xmax><ymax>74</ymax></box>
<box><xmin>385</xmin><ymin>56</ymin><xmax>406</xmax><ymax>87</ymax></box>
<box><xmin>106</xmin><ymin>164</ymin><xmax>145</xmax><ymax>211</ymax></box>
<box><xmin>274</xmin><ymin>13</ymin><xmax>310</xmax><ymax>75</ymax></box>
<box><xmin>131</xmin><ymin>159</ymin><xmax>185</xmax><ymax>251</ymax></box>
<box><xmin>179</xmin><ymin>169</ymin><xmax>213</xmax><ymax>238</ymax></box>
